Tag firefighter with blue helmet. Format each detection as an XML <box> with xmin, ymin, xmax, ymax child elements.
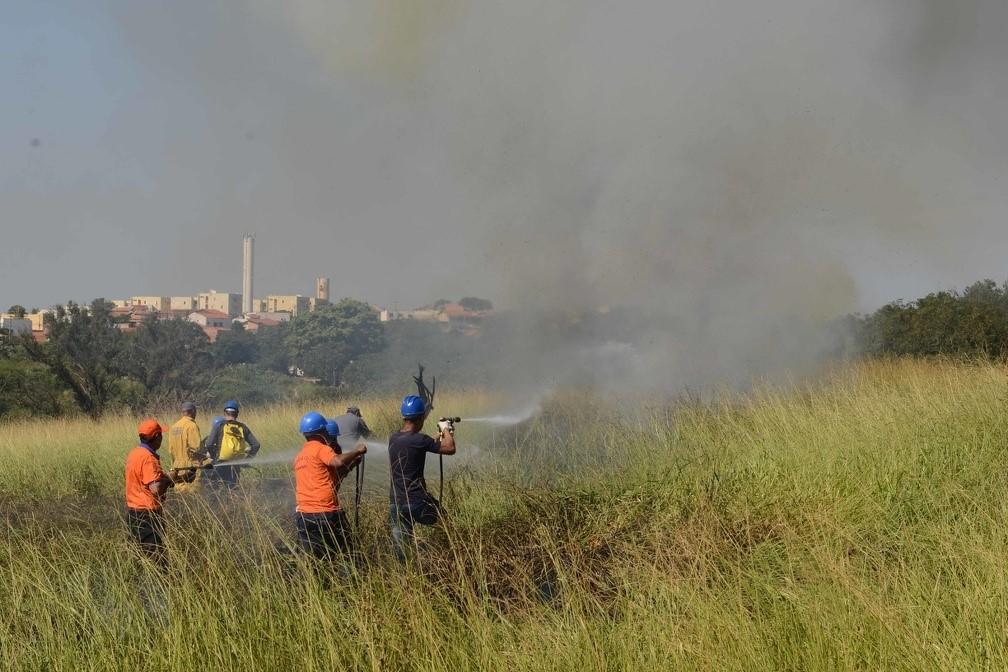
<box><xmin>204</xmin><ymin>400</ymin><xmax>261</xmax><ymax>490</ymax></box>
<box><xmin>293</xmin><ymin>411</ymin><xmax>366</xmax><ymax>558</ymax></box>
<box><xmin>326</xmin><ymin>419</ymin><xmax>341</xmax><ymax>451</ymax></box>
<box><xmin>388</xmin><ymin>394</ymin><xmax>456</xmax><ymax>561</ymax></box>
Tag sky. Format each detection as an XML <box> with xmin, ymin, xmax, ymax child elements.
<box><xmin>2</xmin><ymin>1</ymin><xmax>1007</xmax><ymax>322</ymax></box>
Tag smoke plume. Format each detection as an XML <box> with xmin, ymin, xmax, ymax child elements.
<box><xmin>4</xmin><ymin>0</ymin><xmax>1008</xmax><ymax>394</ymax></box>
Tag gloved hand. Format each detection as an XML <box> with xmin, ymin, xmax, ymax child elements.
<box><xmin>437</xmin><ymin>419</ymin><xmax>454</xmax><ymax>436</ymax></box>
<box><xmin>199</xmin><ymin>456</ymin><xmax>215</xmax><ymax>469</ymax></box>
<box><xmin>169</xmin><ymin>468</ymin><xmax>192</xmax><ymax>484</ymax></box>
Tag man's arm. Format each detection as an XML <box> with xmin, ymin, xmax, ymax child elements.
<box><xmin>358</xmin><ymin>418</ymin><xmax>372</xmax><ymax>439</ymax></box>
<box><xmin>141</xmin><ymin>456</ymin><xmax>174</xmax><ymax>499</ymax></box>
<box><xmin>147</xmin><ymin>473</ymin><xmax>175</xmax><ymax>498</ymax></box>
<box><xmin>204</xmin><ymin>424</ymin><xmax>221</xmax><ymax>460</ymax></box>
<box><xmin>327</xmin><ymin>445</ymin><xmax>367</xmax><ymax>473</ymax></box>
<box><xmin>243</xmin><ymin>425</ymin><xmax>261</xmax><ymax>457</ymax></box>
<box><xmin>436</xmin><ymin>428</ymin><xmax>456</xmax><ymax>455</ymax></box>
<box><xmin>335</xmin><ymin>442</ymin><xmax>367</xmax><ymax>477</ymax></box>
<box><xmin>187</xmin><ymin>425</ymin><xmax>210</xmax><ymax>463</ymax></box>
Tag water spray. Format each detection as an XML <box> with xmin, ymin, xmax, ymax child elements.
<box><xmin>463</xmin><ymin>396</ymin><xmax>544</xmax><ymax>427</ymax></box>
<box><xmin>212</xmin><ymin>451</ymin><xmax>300</xmax><ymax>468</ymax></box>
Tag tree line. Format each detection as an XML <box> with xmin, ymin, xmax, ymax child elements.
<box><xmin>0</xmin><ymin>298</ymin><xmax>385</xmax><ymax>419</ymax></box>
<box><xmin>851</xmin><ymin>279</ymin><xmax>1008</xmax><ymax>358</ymax></box>
<box><xmin>6</xmin><ymin>279</ymin><xmax>1005</xmax><ymax>420</ymax></box>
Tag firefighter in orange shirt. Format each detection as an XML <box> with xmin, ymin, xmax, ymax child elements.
<box><xmin>293</xmin><ymin>411</ymin><xmax>366</xmax><ymax>559</ymax></box>
<box><xmin>124</xmin><ymin>419</ymin><xmax>194</xmax><ymax>562</ymax></box>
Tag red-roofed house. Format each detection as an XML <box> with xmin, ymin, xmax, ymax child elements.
<box><xmin>111</xmin><ymin>304</ymin><xmax>158</xmax><ymax>332</ymax></box>
<box><xmin>188</xmin><ymin>310</ymin><xmax>231</xmax><ymax>329</ymax></box>
<box><xmin>201</xmin><ymin>326</ymin><xmax>226</xmax><ymax>343</ymax></box>
<box><xmin>243</xmin><ymin>315</ymin><xmax>281</xmax><ymax>333</ymax></box>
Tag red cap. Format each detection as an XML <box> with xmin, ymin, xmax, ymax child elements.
<box><xmin>137</xmin><ymin>419</ymin><xmax>165</xmax><ymax>439</ymax></box>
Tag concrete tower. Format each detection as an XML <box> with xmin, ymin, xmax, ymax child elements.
<box><xmin>316</xmin><ymin>277</ymin><xmax>330</xmax><ymax>301</ymax></box>
<box><xmin>242</xmin><ymin>233</ymin><xmax>254</xmax><ymax>315</ymax></box>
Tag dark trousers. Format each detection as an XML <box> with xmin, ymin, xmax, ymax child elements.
<box><xmin>296</xmin><ymin>511</ymin><xmax>353</xmax><ymax>559</ymax></box>
<box><xmin>390</xmin><ymin>497</ymin><xmax>440</xmax><ymax>561</ymax></box>
<box><xmin>127</xmin><ymin>508</ymin><xmax>165</xmax><ymax>562</ymax></box>
<box><xmin>206</xmin><ymin>464</ymin><xmax>241</xmax><ymax>489</ymax></box>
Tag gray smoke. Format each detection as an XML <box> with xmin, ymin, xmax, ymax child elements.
<box><xmin>4</xmin><ymin>1</ymin><xmax>1008</xmax><ymax>393</ymax></box>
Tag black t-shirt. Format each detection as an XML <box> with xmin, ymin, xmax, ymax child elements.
<box><xmin>388</xmin><ymin>431</ymin><xmax>440</xmax><ymax>509</ymax></box>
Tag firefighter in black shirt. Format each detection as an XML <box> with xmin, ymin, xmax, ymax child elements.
<box><xmin>388</xmin><ymin>394</ymin><xmax>455</xmax><ymax>560</ymax></box>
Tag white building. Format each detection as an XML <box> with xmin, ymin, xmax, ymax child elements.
<box><xmin>0</xmin><ymin>316</ymin><xmax>32</xmax><ymax>336</ymax></box>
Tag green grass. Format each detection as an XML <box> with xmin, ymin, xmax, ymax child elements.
<box><xmin>2</xmin><ymin>359</ymin><xmax>1008</xmax><ymax>670</ymax></box>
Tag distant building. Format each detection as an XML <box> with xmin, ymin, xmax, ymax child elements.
<box><xmin>202</xmin><ymin>326</ymin><xmax>227</xmax><ymax>343</ymax></box>
<box><xmin>266</xmin><ymin>295</ymin><xmax>310</xmax><ymax>317</ymax></box>
<box><xmin>188</xmin><ymin>310</ymin><xmax>231</xmax><ymax>329</ymax></box>
<box><xmin>441</xmin><ymin>302</ymin><xmax>486</xmax><ymax>334</ymax></box>
<box><xmin>111</xmin><ymin>304</ymin><xmax>158</xmax><ymax>331</ymax></box>
<box><xmin>405</xmin><ymin>309</ymin><xmax>441</xmax><ymax>322</ymax></box>
<box><xmin>0</xmin><ymin>316</ymin><xmax>32</xmax><ymax>336</ymax></box>
<box><xmin>197</xmin><ymin>291</ymin><xmax>242</xmax><ymax>318</ymax></box>
<box><xmin>247</xmin><ymin>311</ymin><xmax>292</xmax><ymax>323</ymax></box>
<box><xmin>308</xmin><ymin>297</ymin><xmax>329</xmax><ymax>312</ymax></box>
<box><xmin>316</xmin><ymin>277</ymin><xmax>330</xmax><ymax>301</ymax></box>
<box><xmin>379</xmin><ymin>308</ymin><xmax>402</xmax><ymax>322</ymax></box>
<box><xmin>170</xmin><ymin>296</ymin><xmax>197</xmax><ymax>311</ymax></box>
<box><xmin>26</xmin><ymin>312</ymin><xmax>49</xmax><ymax>332</ymax></box>
<box><xmin>110</xmin><ymin>299</ymin><xmax>130</xmax><ymax>309</ymax></box>
<box><xmin>242</xmin><ymin>233</ymin><xmax>255</xmax><ymax>316</ymax></box>
<box><xmin>241</xmin><ymin>315</ymin><xmax>282</xmax><ymax>333</ymax></box>
<box><xmin>439</xmin><ymin>303</ymin><xmax>466</xmax><ymax>318</ymax></box>
<box><xmin>130</xmin><ymin>296</ymin><xmax>171</xmax><ymax>312</ymax></box>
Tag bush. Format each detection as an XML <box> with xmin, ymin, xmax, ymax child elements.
<box><xmin>855</xmin><ymin>279</ymin><xmax>1008</xmax><ymax>358</ymax></box>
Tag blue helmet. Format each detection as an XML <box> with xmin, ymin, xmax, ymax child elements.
<box><xmin>401</xmin><ymin>395</ymin><xmax>426</xmax><ymax>419</ymax></box>
<box><xmin>326</xmin><ymin>419</ymin><xmax>340</xmax><ymax>439</ymax></box>
<box><xmin>299</xmin><ymin>411</ymin><xmax>327</xmax><ymax>436</ymax></box>
<box><xmin>211</xmin><ymin>416</ymin><xmax>226</xmax><ymax>429</ymax></box>
<box><xmin>223</xmin><ymin>400</ymin><xmax>240</xmax><ymax>414</ymax></box>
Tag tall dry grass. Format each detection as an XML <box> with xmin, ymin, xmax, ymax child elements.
<box><xmin>2</xmin><ymin>358</ymin><xmax>1008</xmax><ymax>670</ymax></box>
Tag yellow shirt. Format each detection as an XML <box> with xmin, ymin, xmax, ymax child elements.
<box><xmin>168</xmin><ymin>415</ymin><xmax>203</xmax><ymax>469</ymax></box>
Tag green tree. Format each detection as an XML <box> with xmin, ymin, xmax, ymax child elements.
<box><xmin>285</xmin><ymin>299</ymin><xmax>385</xmax><ymax>385</ymax></box>
<box><xmin>7</xmin><ymin>305</ymin><xmax>26</xmax><ymax>319</ymax></box>
<box><xmin>459</xmin><ymin>297</ymin><xmax>493</xmax><ymax>312</ymax></box>
<box><xmin>18</xmin><ymin>300</ymin><xmax>125</xmax><ymax>418</ymax></box>
<box><xmin>0</xmin><ymin>358</ymin><xmax>66</xmax><ymax>419</ymax></box>
<box><xmin>120</xmin><ymin>317</ymin><xmax>214</xmax><ymax>408</ymax></box>
<box><xmin>256</xmin><ymin>322</ymin><xmax>291</xmax><ymax>373</ymax></box>
<box><xmin>213</xmin><ymin>322</ymin><xmax>259</xmax><ymax>366</ymax></box>
<box><xmin>856</xmin><ymin>279</ymin><xmax>1008</xmax><ymax>358</ymax></box>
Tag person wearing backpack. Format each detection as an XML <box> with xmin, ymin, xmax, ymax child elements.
<box><xmin>204</xmin><ymin>400</ymin><xmax>261</xmax><ymax>489</ymax></box>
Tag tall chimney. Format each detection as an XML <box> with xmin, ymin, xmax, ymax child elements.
<box><xmin>316</xmin><ymin>276</ymin><xmax>330</xmax><ymax>301</ymax></box>
<box><xmin>242</xmin><ymin>233</ymin><xmax>254</xmax><ymax>314</ymax></box>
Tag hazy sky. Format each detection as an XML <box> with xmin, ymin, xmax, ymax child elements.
<box><xmin>2</xmin><ymin>0</ymin><xmax>1007</xmax><ymax>315</ymax></box>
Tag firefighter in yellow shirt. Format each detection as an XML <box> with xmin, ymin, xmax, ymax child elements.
<box><xmin>168</xmin><ymin>401</ymin><xmax>211</xmax><ymax>492</ymax></box>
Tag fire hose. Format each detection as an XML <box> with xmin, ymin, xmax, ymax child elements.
<box><xmin>354</xmin><ymin>454</ymin><xmax>364</xmax><ymax>530</ymax></box>
<box><xmin>436</xmin><ymin>416</ymin><xmax>460</xmax><ymax>503</ymax></box>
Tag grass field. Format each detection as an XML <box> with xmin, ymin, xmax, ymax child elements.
<box><xmin>2</xmin><ymin>359</ymin><xmax>1008</xmax><ymax>670</ymax></box>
